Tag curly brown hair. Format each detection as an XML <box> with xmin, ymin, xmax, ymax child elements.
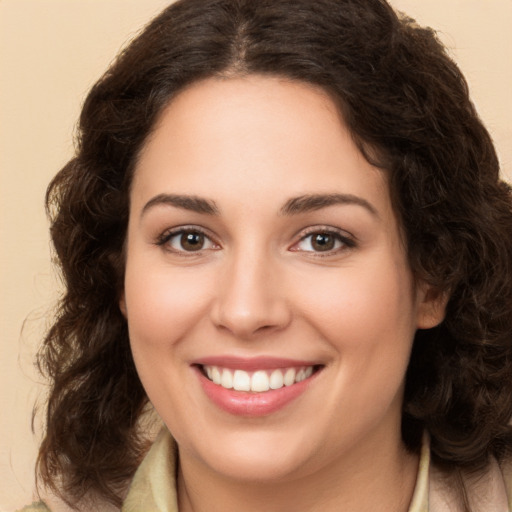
<box><xmin>37</xmin><ymin>0</ymin><xmax>512</xmax><ymax>507</ymax></box>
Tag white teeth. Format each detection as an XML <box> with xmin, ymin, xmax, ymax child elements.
<box><xmin>233</xmin><ymin>370</ymin><xmax>251</xmax><ymax>391</ymax></box>
<box><xmin>269</xmin><ymin>369</ymin><xmax>284</xmax><ymax>389</ymax></box>
<box><xmin>284</xmin><ymin>368</ymin><xmax>296</xmax><ymax>386</ymax></box>
<box><xmin>203</xmin><ymin>365</ymin><xmax>316</xmax><ymax>393</ymax></box>
<box><xmin>221</xmin><ymin>368</ymin><xmax>233</xmax><ymax>389</ymax></box>
<box><xmin>212</xmin><ymin>367</ymin><xmax>221</xmax><ymax>385</ymax></box>
<box><xmin>251</xmin><ymin>371</ymin><xmax>270</xmax><ymax>392</ymax></box>
<box><xmin>296</xmin><ymin>368</ymin><xmax>306</xmax><ymax>382</ymax></box>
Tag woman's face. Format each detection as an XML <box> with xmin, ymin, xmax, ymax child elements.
<box><xmin>123</xmin><ymin>76</ymin><xmax>443</xmax><ymax>483</ymax></box>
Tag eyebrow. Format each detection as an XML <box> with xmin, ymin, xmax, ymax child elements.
<box><xmin>280</xmin><ymin>193</ymin><xmax>379</xmax><ymax>217</ymax></box>
<box><xmin>140</xmin><ymin>192</ymin><xmax>378</xmax><ymax>219</ymax></box>
<box><xmin>141</xmin><ymin>193</ymin><xmax>219</xmax><ymax>217</ymax></box>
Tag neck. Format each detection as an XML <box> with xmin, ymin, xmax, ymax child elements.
<box><xmin>177</xmin><ymin>432</ymin><xmax>419</xmax><ymax>512</ymax></box>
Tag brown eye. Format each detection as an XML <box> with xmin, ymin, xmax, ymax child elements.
<box><xmin>293</xmin><ymin>230</ymin><xmax>353</xmax><ymax>254</ymax></box>
<box><xmin>180</xmin><ymin>231</ymin><xmax>205</xmax><ymax>251</ymax></box>
<box><xmin>311</xmin><ymin>233</ymin><xmax>336</xmax><ymax>251</ymax></box>
<box><xmin>159</xmin><ymin>228</ymin><xmax>217</xmax><ymax>253</ymax></box>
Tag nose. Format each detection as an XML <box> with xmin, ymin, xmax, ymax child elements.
<box><xmin>210</xmin><ymin>248</ymin><xmax>292</xmax><ymax>340</ymax></box>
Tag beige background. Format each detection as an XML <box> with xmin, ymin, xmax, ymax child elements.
<box><xmin>1</xmin><ymin>1</ymin><xmax>511</xmax><ymax>509</ymax></box>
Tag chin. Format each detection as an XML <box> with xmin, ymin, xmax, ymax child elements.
<box><xmin>209</xmin><ymin>452</ymin><xmax>309</xmax><ymax>483</ymax></box>
<box><xmin>191</xmin><ymin>429</ymin><xmax>315</xmax><ymax>482</ymax></box>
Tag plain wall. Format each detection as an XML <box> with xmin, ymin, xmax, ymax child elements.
<box><xmin>1</xmin><ymin>1</ymin><xmax>511</xmax><ymax>509</ymax></box>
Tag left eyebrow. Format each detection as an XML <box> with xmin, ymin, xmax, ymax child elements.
<box><xmin>140</xmin><ymin>193</ymin><xmax>219</xmax><ymax>218</ymax></box>
<box><xmin>280</xmin><ymin>193</ymin><xmax>379</xmax><ymax>217</ymax></box>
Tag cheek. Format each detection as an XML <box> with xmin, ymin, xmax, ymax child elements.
<box><xmin>124</xmin><ymin>260</ymin><xmax>215</xmax><ymax>354</ymax></box>
<box><xmin>300</xmin><ymin>265</ymin><xmax>414</xmax><ymax>335</ymax></box>
<box><xmin>123</xmin><ymin>258</ymin><xmax>218</xmax><ymax>423</ymax></box>
<box><xmin>299</xmin><ymin>260</ymin><xmax>417</xmax><ymax>425</ymax></box>
<box><xmin>293</xmin><ymin>253</ymin><xmax>417</xmax><ymax>380</ymax></box>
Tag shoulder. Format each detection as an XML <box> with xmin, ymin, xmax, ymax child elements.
<box><xmin>16</xmin><ymin>503</ymin><xmax>51</xmax><ymax>512</ymax></box>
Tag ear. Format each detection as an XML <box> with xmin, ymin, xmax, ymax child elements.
<box><xmin>415</xmin><ymin>281</ymin><xmax>449</xmax><ymax>329</ymax></box>
<box><xmin>119</xmin><ymin>292</ymin><xmax>127</xmax><ymax>318</ymax></box>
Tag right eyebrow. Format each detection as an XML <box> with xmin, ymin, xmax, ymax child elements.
<box><xmin>140</xmin><ymin>193</ymin><xmax>219</xmax><ymax>218</ymax></box>
<box><xmin>280</xmin><ymin>193</ymin><xmax>379</xmax><ymax>218</ymax></box>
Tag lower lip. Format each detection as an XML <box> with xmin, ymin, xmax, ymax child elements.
<box><xmin>196</xmin><ymin>368</ymin><xmax>319</xmax><ymax>417</ymax></box>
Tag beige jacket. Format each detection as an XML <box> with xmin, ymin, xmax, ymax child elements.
<box><xmin>21</xmin><ymin>429</ymin><xmax>512</xmax><ymax>511</ymax></box>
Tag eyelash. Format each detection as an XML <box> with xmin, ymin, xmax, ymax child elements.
<box><xmin>155</xmin><ymin>226</ymin><xmax>219</xmax><ymax>255</ymax></box>
<box><xmin>291</xmin><ymin>226</ymin><xmax>356</xmax><ymax>256</ymax></box>
<box><xmin>155</xmin><ymin>226</ymin><xmax>356</xmax><ymax>256</ymax></box>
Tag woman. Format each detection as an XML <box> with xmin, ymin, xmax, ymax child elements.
<box><xmin>25</xmin><ymin>0</ymin><xmax>512</xmax><ymax>510</ymax></box>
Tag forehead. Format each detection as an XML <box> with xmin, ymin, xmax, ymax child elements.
<box><xmin>132</xmin><ymin>75</ymin><xmax>391</xmax><ymax>217</ymax></box>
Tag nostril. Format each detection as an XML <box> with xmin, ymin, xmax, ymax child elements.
<box><xmin>254</xmin><ymin>323</ymin><xmax>280</xmax><ymax>334</ymax></box>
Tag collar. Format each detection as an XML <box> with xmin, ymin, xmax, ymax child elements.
<box><xmin>122</xmin><ymin>428</ymin><xmax>179</xmax><ymax>511</ymax></box>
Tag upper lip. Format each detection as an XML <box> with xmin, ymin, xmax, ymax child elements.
<box><xmin>191</xmin><ymin>356</ymin><xmax>322</xmax><ymax>371</ymax></box>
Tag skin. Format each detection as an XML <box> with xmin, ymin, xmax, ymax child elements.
<box><xmin>122</xmin><ymin>75</ymin><xmax>446</xmax><ymax>512</ymax></box>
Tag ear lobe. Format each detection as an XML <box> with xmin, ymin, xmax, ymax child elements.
<box><xmin>416</xmin><ymin>283</ymin><xmax>449</xmax><ymax>330</ymax></box>
<box><xmin>119</xmin><ymin>293</ymin><xmax>127</xmax><ymax>318</ymax></box>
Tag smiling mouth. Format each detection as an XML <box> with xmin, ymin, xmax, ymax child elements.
<box><xmin>200</xmin><ymin>365</ymin><xmax>321</xmax><ymax>393</ymax></box>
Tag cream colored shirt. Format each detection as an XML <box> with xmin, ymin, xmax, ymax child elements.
<box><xmin>21</xmin><ymin>429</ymin><xmax>512</xmax><ymax>511</ymax></box>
